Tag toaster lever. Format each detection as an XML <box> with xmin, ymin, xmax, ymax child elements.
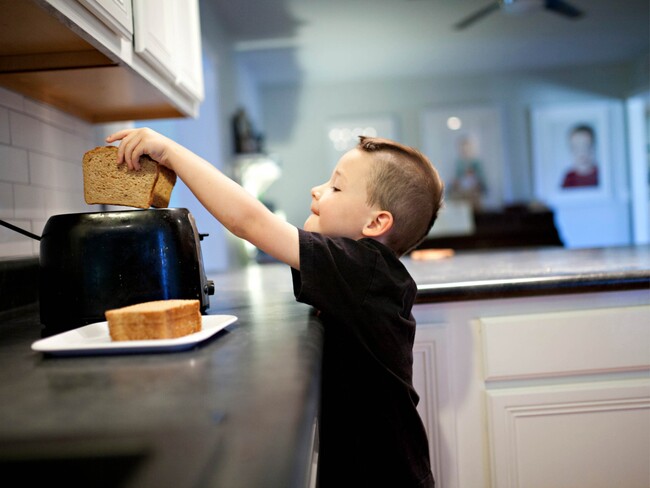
<box><xmin>199</xmin><ymin>233</ymin><xmax>209</xmax><ymax>241</ymax></box>
<box><xmin>204</xmin><ymin>280</ymin><xmax>215</xmax><ymax>295</ymax></box>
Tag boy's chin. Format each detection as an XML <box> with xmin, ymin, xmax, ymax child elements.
<box><xmin>304</xmin><ymin>216</ymin><xmax>318</xmax><ymax>233</ymax></box>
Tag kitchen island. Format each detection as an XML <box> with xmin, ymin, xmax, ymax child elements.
<box><xmin>405</xmin><ymin>245</ymin><xmax>650</xmax><ymax>488</ymax></box>
<box><xmin>0</xmin><ymin>245</ymin><xmax>648</xmax><ymax>488</ymax></box>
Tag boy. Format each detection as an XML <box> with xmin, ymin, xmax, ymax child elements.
<box><xmin>107</xmin><ymin>128</ymin><xmax>443</xmax><ymax>487</ymax></box>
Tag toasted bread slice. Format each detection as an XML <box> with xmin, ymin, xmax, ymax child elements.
<box><xmin>151</xmin><ymin>164</ymin><xmax>177</xmax><ymax>208</ymax></box>
<box><xmin>83</xmin><ymin>146</ymin><xmax>176</xmax><ymax>209</ymax></box>
<box><xmin>105</xmin><ymin>299</ymin><xmax>201</xmax><ymax>341</ymax></box>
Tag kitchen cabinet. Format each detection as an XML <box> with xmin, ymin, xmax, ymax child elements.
<box><xmin>133</xmin><ymin>0</ymin><xmax>175</xmax><ymax>81</ymax></box>
<box><xmin>413</xmin><ymin>292</ymin><xmax>650</xmax><ymax>488</ymax></box>
<box><xmin>77</xmin><ymin>0</ymin><xmax>133</xmax><ymax>39</ymax></box>
<box><xmin>133</xmin><ymin>0</ymin><xmax>204</xmax><ymax>101</ymax></box>
<box><xmin>407</xmin><ymin>246</ymin><xmax>650</xmax><ymax>488</ymax></box>
<box><xmin>0</xmin><ymin>0</ymin><xmax>204</xmax><ymax>122</ymax></box>
<box><xmin>412</xmin><ymin>323</ymin><xmax>452</xmax><ymax>486</ymax></box>
<box><xmin>172</xmin><ymin>0</ymin><xmax>204</xmax><ymax>101</ymax></box>
<box><xmin>482</xmin><ymin>305</ymin><xmax>650</xmax><ymax>488</ymax></box>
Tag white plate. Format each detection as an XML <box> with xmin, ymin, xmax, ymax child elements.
<box><xmin>31</xmin><ymin>315</ymin><xmax>237</xmax><ymax>356</ymax></box>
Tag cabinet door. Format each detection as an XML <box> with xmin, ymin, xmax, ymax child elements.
<box><xmin>173</xmin><ymin>0</ymin><xmax>204</xmax><ymax>101</ymax></box>
<box><xmin>413</xmin><ymin>324</ymin><xmax>458</xmax><ymax>488</ymax></box>
<box><xmin>481</xmin><ymin>305</ymin><xmax>650</xmax><ymax>487</ymax></box>
<box><xmin>77</xmin><ymin>0</ymin><xmax>133</xmax><ymax>39</ymax></box>
<box><xmin>133</xmin><ymin>0</ymin><xmax>175</xmax><ymax>80</ymax></box>
<box><xmin>132</xmin><ymin>0</ymin><xmax>204</xmax><ymax>101</ymax></box>
<box><xmin>487</xmin><ymin>381</ymin><xmax>650</xmax><ymax>488</ymax></box>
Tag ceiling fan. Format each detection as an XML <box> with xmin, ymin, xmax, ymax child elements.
<box><xmin>454</xmin><ymin>0</ymin><xmax>585</xmax><ymax>30</ymax></box>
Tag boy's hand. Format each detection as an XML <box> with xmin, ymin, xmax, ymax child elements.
<box><xmin>109</xmin><ymin>126</ymin><xmax>300</xmax><ymax>269</ymax></box>
<box><xmin>106</xmin><ymin>128</ymin><xmax>175</xmax><ymax>171</ymax></box>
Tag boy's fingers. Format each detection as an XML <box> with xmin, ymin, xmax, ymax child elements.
<box><xmin>115</xmin><ymin>139</ymin><xmax>125</xmax><ymax>167</ymax></box>
<box><xmin>106</xmin><ymin>128</ymin><xmax>152</xmax><ymax>171</ymax></box>
<box><xmin>119</xmin><ymin>134</ymin><xmax>137</xmax><ymax>170</ymax></box>
<box><xmin>131</xmin><ymin>140</ymin><xmax>146</xmax><ymax>171</ymax></box>
<box><xmin>123</xmin><ymin>134</ymin><xmax>148</xmax><ymax>171</ymax></box>
<box><xmin>105</xmin><ymin>129</ymin><xmax>131</xmax><ymax>143</ymax></box>
<box><xmin>108</xmin><ymin>129</ymin><xmax>140</xmax><ymax>169</ymax></box>
<box><xmin>109</xmin><ymin>129</ymin><xmax>133</xmax><ymax>166</ymax></box>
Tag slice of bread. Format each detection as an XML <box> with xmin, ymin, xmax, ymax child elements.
<box><xmin>105</xmin><ymin>299</ymin><xmax>201</xmax><ymax>341</ymax></box>
<box><xmin>83</xmin><ymin>146</ymin><xmax>177</xmax><ymax>209</ymax></box>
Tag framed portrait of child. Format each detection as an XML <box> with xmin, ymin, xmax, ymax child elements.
<box><xmin>531</xmin><ymin>101</ymin><xmax>624</xmax><ymax>206</ymax></box>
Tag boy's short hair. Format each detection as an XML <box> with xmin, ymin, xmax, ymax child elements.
<box><xmin>358</xmin><ymin>136</ymin><xmax>444</xmax><ymax>256</ymax></box>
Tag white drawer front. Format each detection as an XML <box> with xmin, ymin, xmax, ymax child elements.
<box><xmin>480</xmin><ymin>305</ymin><xmax>650</xmax><ymax>381</ymax></box>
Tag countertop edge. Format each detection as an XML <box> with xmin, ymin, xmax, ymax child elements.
<box><xmin>415</xmin><ymin>270</ymin><xmax>650</xmax><ymax>303</ymax></box>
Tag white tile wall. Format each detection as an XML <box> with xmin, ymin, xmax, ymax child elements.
<box><xmin>0</xmin><ymin>86</ymin><xmax>105</xmax><ymax>258</ymax></box>
<box><xmin>0</xmin><ymin>182</ymin><xmax>14</xmax><ymax>219</ymax></box>
<box><xmin>0</xmin><ymin>108</ymin><xmax>11</xmax><ymax>144</ymax></box>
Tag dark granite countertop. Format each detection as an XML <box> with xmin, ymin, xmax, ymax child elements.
<box><xmin>1</xmin><ymin>245</ymin><xmax>648</xmax><ymax>487</ymax></box>
<box><xmin>0</xmin><ymin>265</ymin><xmax>321</xmax><ymax>488</ymax></box>
<box><xmin>405</xmin><ymin>245</ymin><xmax>650</xmax><ymax>303</ymax></box>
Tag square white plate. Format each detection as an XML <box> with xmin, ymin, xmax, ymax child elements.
<box><xmin>31</xmin><ymin>315</ymin><xmax>237</xmax><ymax>356</ymax></box>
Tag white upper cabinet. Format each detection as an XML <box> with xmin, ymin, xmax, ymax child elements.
<box><xmin>132</xmin><ymin>0</ymin><xmax>204</xmax><ymax>102</ymax></box>
<box><xmin>173</xmin><ymin>0</ymin><xmax>204</xmax><ymax>101</ymax></box>
<box><xmin>0</xmin><ymin>0</ymin><xmax>204</xmax><ymax>121</ymax></box>
<box><xmin>132</xmin><ymin>0</ymin><xmax>175</xmax><ymax>81</ymax></box>
<box><xmin>77</xmin><ymin>0</ymin><xmax>133</xmax><ymax>39</ymax></box>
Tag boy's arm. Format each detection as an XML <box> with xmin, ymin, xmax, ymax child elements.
<box><xmin>106</xmin><ymin>128</ymin><xmax>300</xmax><ymax>270</ymax></box>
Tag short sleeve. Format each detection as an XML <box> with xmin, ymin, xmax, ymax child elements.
<box><xmin>291</xmin><ymin>229</ymin><xmax>379</xmax><ymax>314</ymax></box>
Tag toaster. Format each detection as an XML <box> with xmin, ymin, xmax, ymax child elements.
<box><xmin>38</xmin><ymin>208</ymin><xmax>215</xmax><ymax>335</ymax></box>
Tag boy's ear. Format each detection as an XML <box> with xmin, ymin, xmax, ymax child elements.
<box><xmin>362</xmin><ymin>210</ymin><xmax>393</xmax><ymax>238</ymax></box>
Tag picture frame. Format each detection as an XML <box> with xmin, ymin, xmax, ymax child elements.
<box><xmin>420</xmin><ymin>105</ymin><xmax>505</xmax><ymax>210</ymax></box>
<box><xmin>531</xmin><ymin>101</ymin><xmax>617</xmax><ymax>205</ymax></box>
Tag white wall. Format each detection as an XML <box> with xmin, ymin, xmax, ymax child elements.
<box><xmin>627</xmin><ymin>94</ymin><xmax>650</xmax><ymax>244</ymax></box>
<box><xmin>258</xmin><ymin>58</ymin><xmax>648</xmax><ymax>248</ymax></box>
<box><xmin>0</xmin><ymin>86</ymin><xmax>100</xmax><ymax>257</ymax></box>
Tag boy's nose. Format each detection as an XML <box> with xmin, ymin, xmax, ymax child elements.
<box><xmin>311</xmin><ymin>186</ymin><xmax>321</xmax><ymax>200</ymax></box>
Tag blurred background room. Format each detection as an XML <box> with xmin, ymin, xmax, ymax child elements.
<box><xmin>1</xmin><ymin>0</ymin><xmax>648</xmax><ymax>273</ymax></box>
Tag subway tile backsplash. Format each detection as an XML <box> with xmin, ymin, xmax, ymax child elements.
<box><xmin>0</xmin><ymin>107</ymin><xmax>11</xmax><ymax>144</ymax></box>
<box><xmin>0</xmin><ymin>144</ymin><xmax>29</xmax><ymax>183</ymax></box>
<box><xmin>0</xmin><ymin>86</ymin><xmax>103</xmax><ymax>258</ymax></box>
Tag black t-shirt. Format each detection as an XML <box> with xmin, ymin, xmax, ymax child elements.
<box><xmin>292</xmin><ymin>230</ymin><xmax>435</xmax><ymax>488</ymax></box>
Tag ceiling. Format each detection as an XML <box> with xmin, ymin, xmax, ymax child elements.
<box><xmin>205</xmin><ymin>0</ymin><xmax>650</xmax><ymax>85</ymax></box>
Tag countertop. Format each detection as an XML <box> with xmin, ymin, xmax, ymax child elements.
<box><xmin>406</xmin><ymin>245</ymin><xmax>650</xmax><ymax>302</ymax></box>
<box><xmin>0</xmin><ymin>245</ymin><xmax>648</xmax><ymax>487</ymax></box>
<box><xmin>0</xmin><ymin>265</ymin><xmax>322</xmax><ymax>488</ymax></box>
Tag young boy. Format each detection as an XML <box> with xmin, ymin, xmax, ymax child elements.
<box><xmin>107</xmin><ymin>128</ymin><xmax>444</xmax><ymax>487</ymax></box>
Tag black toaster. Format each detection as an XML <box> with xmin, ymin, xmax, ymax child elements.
<box><xmin>38</xmin><ymin>208</ymin><xmax>215</xmax><ymax>335</ymax></box>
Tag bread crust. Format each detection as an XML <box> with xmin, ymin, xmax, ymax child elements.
<box><xmin>151</xmin><ymin>165</ymin><xmax>177</xmax><ymax>208</ymax></box>
<box><xmin>106</xmin><ymin>299</ymin><xmax>201</xmax><ymax>341</ymax></box>
<box><xmin>83</xmin><ymin>146</ymin><xmax>176</xmax><ymax>209</ymax></box>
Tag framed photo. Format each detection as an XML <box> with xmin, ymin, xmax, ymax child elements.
<box><xmin>531</xmin><ymin>101</ymin><xmax>617</xmax><ymax>205</ymax></box>
<box><xmin>420</xmin><ymin>105</ymin><xmax>505</xmax><ymax>210</ymax></box>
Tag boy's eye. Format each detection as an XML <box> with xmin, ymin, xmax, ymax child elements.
<box><xmin>331</xmin><ymin>186</ymin><xmax>340</xmax><ymax>192</ymax></box>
